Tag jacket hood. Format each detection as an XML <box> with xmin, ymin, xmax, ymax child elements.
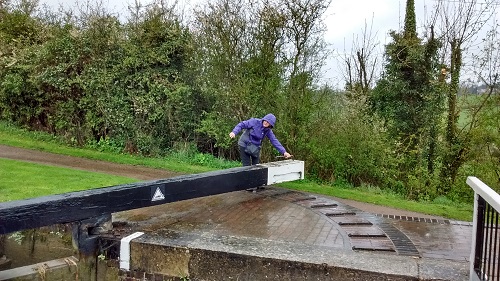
<box><xmin>262</xmin><ymin>113</ymin><xmax>276</xmax><ymax>127</ymax></box>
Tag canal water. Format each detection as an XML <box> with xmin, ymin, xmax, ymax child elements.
<box><xmin>1</xmin><ymin>224</ymin><xmax>74</xmax><ymax>269</ymax></box>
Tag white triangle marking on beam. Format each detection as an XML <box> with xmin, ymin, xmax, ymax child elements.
<box><xmin>151</xmin><ymin>187</ymin><xmax>165</xmax><ymax>201</ymax></box>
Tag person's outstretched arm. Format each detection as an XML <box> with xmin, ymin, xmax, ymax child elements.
<box><xmin>266</xmin><ymin>130</ymin><xmax>292</xmax><ymax>158</ymax></box>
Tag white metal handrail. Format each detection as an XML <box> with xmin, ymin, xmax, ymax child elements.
<box><xmin>467</xmin><ymin>176</ymin><xmax>500</xmax><ymax>281</ymax></box>
<box><xmin>468</xmin><ymin>177</ymin><xmax>500</xmax><ymax>213</ymax></box>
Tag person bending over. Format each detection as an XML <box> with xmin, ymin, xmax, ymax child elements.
<box><xmin>229</xmin><ymin>113</ymin><xmax>292</xmax><ymax>166</ymax></box>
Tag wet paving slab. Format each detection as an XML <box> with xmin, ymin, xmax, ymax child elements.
<box><xmin>113</xmin><ymin>187</ymin><xmax>350</xmax><ymax>249</ymax></box>
<box><xmin>111</xmin><ymin>186</ymin><xmax>472</xmax><ymax>280</ymax></box>
<box><xmin>390</xmin><ymin>219</ymin><xmax>472</xmax><ymax>261</ymax></box>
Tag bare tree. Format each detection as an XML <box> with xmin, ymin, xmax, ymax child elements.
<box><xmin>279</xmin><ymin>0</ymin><xmax>331</xmax><ymax>152</ymax></box>
<box><xmin>469</xmin><ymin>21</ymin><xmax>500</xmax><ymax>186</ymax></box>
<box><xmin>0</xmin><ymin>0</ymin><xmax>10</xmax><ymax>11</ymax></box>
<box><xmin>14</xmin><ymin>0</ymin><xmax>38</xmax><ymax>15</ymax></box>
<box><xmin>282</xmin><ymin>0</ymin><xmax>331</xmax><ymax>82</ymax></box>
<box><xmin>432</xmin><ymin>0</ymin><xmax>497</xmax><ymax>192</ymax></box>
<box><xmin>340</xmin><ymin>16</ymin><xmax>380</xmax><ymax>100</ymax></box>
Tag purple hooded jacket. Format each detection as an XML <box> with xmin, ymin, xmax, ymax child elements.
<box><xmin>231</xmin><ymin>113</ymin><xmax>286</xmax><ymax>155</ymax></box>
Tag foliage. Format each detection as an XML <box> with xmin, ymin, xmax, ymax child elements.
<box><xmin>166</xmin><ymin>141</ymin><xmax>240</xmax><ymax>169</ymax></box>
<box><xmin>193</xmin><ymin>0</ymin><xmax>331</xmax><ymax>162</ymax></box>
<box><xmin>0</xmin><ymin>1</ymin><xmax>201</xmax><ymax>156</ymax></box>
<box><xmin>370</xmin><ymin>31</ymin><xmax>443</xmax><ymax>156</ymax></box>
<box><xmin>305</xmin><ymin>89</ymin><xmax>395</xmax><ymax>188</ymax></box>
<box><xmin>192</xmin><ymin>0</ymin><xmax>288</xmax><ymax>157</ymax></box>
<box><xmin>369</xmin><ymin>0</ymin><xmax>444</xmax><ymax>199</ymax></box>
<box><xmin>454</xmin><ymin>90</ymin><xmax>500</xmax><ymax>197</ymax></box>
<box><xmin>0</xmin><ymin>0</ymin><xmax>498</xmax><ymax>204</ymax></box>
<box><xmin>435</xmin><ymin>0</ymin><xmax>498</xmax><ymax>193</ymax></box>
<box><xmin>278</xmin><ymin>0</ymin><xmax>331</xmax><ymax>160</ymax></box>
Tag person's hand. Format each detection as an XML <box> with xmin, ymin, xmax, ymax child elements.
<box><xmin>284</xmin><ymin>152</ymin><xmax>292</xmax><ymax>158</ymax></box>
<box><xmin>229</xmin><ymin>132</ymin><xmax>235</xmax><ymax>138</ymax></box>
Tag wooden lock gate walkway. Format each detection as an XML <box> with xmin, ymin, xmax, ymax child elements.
<box><xmin>0</xmin><ymin>160</ymin><xmax>304</xmax><ymax>255</ymax></box>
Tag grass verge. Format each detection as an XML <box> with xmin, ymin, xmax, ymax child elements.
<box><xmin>280</xmin><ymin>180</ymin><xmax>472</xmax><ymax>221</ymax></box>
<box><xmin>0</xmin><ymin>121</ymin><xmax>236</xmax><ymax>173</ymax></box>
<box><xmin>0</xmin><ymin>158</ymin><xmax>138</xmax><ymax>201</ymax></box>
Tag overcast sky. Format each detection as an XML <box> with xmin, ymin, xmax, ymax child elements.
<box><xmin>37</xmin><ymin>0</ymin><xmax>496</xmax><ymax>87</ymax></box>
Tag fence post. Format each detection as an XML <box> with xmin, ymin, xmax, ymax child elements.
<box><xmin>470</xmin><ymin>192</ymin><xmax>484</xmax><ymax>281</ymax></box>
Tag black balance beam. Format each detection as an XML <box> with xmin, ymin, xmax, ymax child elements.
<box><xmin>0</xmin><ymin>160</ymin><xmax>304</xmax><ymax>234</ymax></box>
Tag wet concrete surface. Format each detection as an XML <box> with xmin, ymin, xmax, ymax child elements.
<box><xmin>113</xmin><ymin>186</ymin><xmax>473</xmax><ymax>280</ymax></box>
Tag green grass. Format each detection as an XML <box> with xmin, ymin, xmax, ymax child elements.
<box><xmin>0</xmin><ymin>121</ymin><xmax>474</xmax><ymax>221</ymax></box>
<box><xmin>0</xmin><ymin>121</ymin><xmax>237</xmax><ymax>174</ymax></box>
<box><xmin>279</xmin><ymin>180</ymin><xmax>473</xmax><ymax>221</ymax></box>
<box><xmin>0</xmin><ymin>158</ymin><xmax>138</xmax><ymax>201</ymax></box>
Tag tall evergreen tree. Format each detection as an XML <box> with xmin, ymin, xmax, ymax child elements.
<box><xmin>370</xmin><ymin>0</ymin><xmax>443</xmax><ymax>195</ymax></box>
<box><xmin>403</xmin><ymin>0</ymin><xmax>416</xmax><ymax>39</ymax></box>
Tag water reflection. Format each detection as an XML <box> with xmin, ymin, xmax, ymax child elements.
<box><xmin>1</xmin><ymin>224</ymin><xmax>74</xmax><ymax>269</ymax></box>
<box><xmin>392</xmin><ymin>220</ymin><xmax>472</xmax><ymax>261</ymax></box>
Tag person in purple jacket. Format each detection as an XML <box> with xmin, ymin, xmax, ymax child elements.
<box><xmin>229</xmin><ymin>113</ymin><xmax>292</xmax><ymax>166</ymax></box>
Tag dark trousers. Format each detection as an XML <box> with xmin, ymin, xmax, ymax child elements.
<box><xmin>239</xmin><ymin>145</ymin><xmax>260</xmax><ymax>166</ymax></box>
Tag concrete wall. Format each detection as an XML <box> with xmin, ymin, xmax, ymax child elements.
<box><xmin>128</xmin><ymin>242</ymin><xmax>419</xmax><ymax>281</ymax></box>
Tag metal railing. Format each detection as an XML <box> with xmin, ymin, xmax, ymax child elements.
<box><xmin>468</xmin><ymin>176</ymin><xmax>500</xmax><ymax>281</ymax></box>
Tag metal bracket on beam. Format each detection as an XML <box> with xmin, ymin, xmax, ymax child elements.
<box><xmin>72</xmin><ymin>214</ymin><xmax>112</xmax><ymax>256</ymax></box>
